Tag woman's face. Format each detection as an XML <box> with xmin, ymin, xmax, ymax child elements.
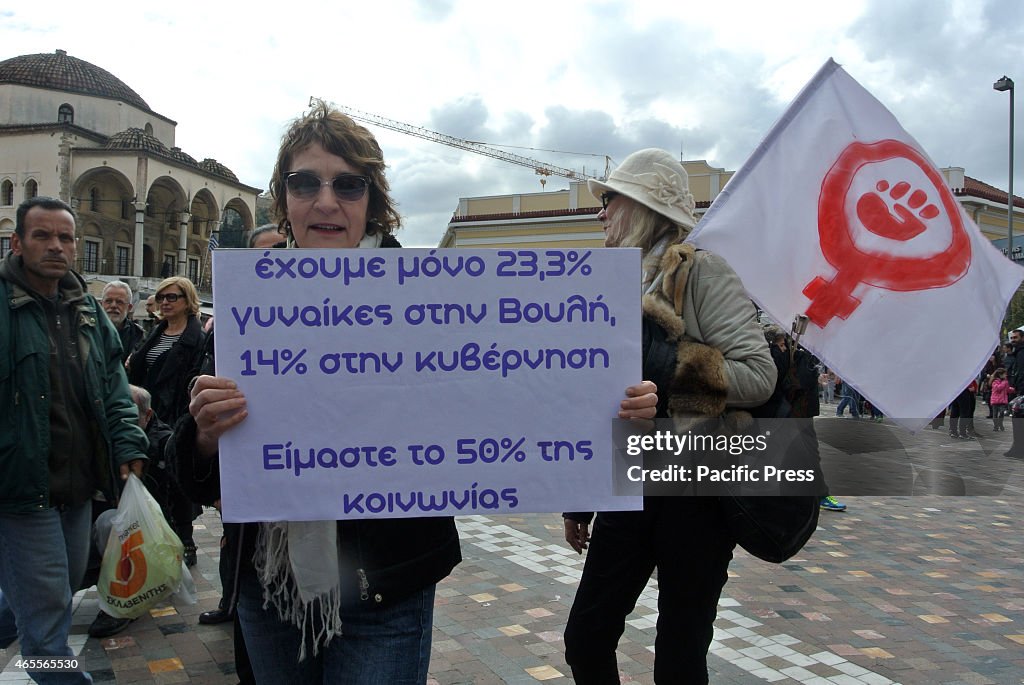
<box><xmin>156</xmin><ymin>286</ymin><xmax>188</xmax><ymax>323</ymax></box>
<box><xmin>285</xmin><ymin>143</ymin><xmax>369</xmax><ymax>249</ymax></box>
<box><xmin>598</xmin><ymin>193</ymin><xmax>632</xmax><ymax>248</ymax></box>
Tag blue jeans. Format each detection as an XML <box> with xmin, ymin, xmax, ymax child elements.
<box><xmin>835</xmin><ymin>394</ymin><xmax>860</xmax><ymax>417</ymax></box>
<box><xmin>237</xmin><ymin>571</ymin><xmax>435</xmax><ymax>684</ymax></box>
<box><xmin>0</xmin><ymin>502</ymin><xmax>94</xmax><ymax>684</ymax></box>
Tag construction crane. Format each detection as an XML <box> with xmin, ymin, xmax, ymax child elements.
<box><xmin>329</xmin><ymin>101</ymin><xmax>605</xmax><ymax>181</ymax></box>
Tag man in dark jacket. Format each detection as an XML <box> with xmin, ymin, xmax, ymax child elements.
<box><xmin>101</xmin><ymin>280</ymin><xmax>146</xmax><ymax>364</ymax></box>
<box><xmin>1005</xmin><ymin>329</ymin><xmax>1024</xmax><ymax>458</ymax></box>
<box><xmin>0</xmin><ymin>197</ymin><xmax>147</xmax><ymax>682</ymax></box>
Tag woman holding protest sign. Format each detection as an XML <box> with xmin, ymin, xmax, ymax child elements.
<box><xmin>169</xmin><ymin>100</ymin><xmax>658</xmax><ymax>683</ymax></box>
<box><xmin>561</xmin><ymin>149</ymin><xmax>776</xmax><ymax>684</ymax></box>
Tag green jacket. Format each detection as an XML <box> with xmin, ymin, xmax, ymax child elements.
<box><xmin>0</xmin><ymin>255</ymin><xmax>149</xmax><ymax>513</ymax></box>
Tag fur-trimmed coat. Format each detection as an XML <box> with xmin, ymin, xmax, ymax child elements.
<box><xmin>642</xmin><ymin>243</ymin><xmax>776</xmax><ymax>418</ymax></box>
<box><xmin>565</xmin><ymin>244</ymin><xmax>775</xmax><ymax>524</ymax></box>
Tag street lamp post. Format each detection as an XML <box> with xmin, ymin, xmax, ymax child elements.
<box><xmin>994</xmin><ymin>75</ymin><xmax>1014</xmax><ymax>260</ymax></box>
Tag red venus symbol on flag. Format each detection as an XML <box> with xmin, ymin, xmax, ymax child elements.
<box><xmin>802</xmin><ymin>139</ymin><xmax>972</xmax><ymax>327</ymax></box>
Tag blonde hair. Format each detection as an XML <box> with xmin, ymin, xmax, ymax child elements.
<box><xmin>614</xmin><ymin>200</ymin><xmax>692</xmax><ymax>280</ymax></box>
<box><xmin>155</xmin><ymin>276</ymin><xmax>200</xmax><ymax>316</ymax></box>
<box><xmin>617</xmin><ymin>200</ymin><xmax>689</xmax><ymax>252</ymax></box>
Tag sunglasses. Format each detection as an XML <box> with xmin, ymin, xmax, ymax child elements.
<box><xmin>155</xmin><ymin>292</ymin><xmax>183</xmax><ymax>303</ymax></box>
<box><xmin>600</xmin><ymin>192</ymin><xmax>619</xmax><ymax>210</ymax></box>
<box><xmin>284</xmin><ymin>171</ymin><xmax>372</xmax><ymax>202</ymax></box>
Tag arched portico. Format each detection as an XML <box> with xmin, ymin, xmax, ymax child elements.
<box><xmin>145</xmin><ymin>176</ymin><xmax>188</xmax><ymax>278</ymax></box>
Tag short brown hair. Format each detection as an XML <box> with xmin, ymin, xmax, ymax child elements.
<box><xmin>270</xmin><ymin>100</ymin><xmax>401</xmax><ymax>240</ymax></box>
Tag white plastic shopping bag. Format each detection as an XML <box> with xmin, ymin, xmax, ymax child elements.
<box><xmin>96</xmin><ymin>473</ymin><xmax>189</xmax><ymax>618</ymax></box>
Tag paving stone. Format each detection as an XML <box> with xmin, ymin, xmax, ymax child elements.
<box><xmin>4</xmin><ymin>460</ymin><xmax>1021</xmax><ymax>685</ymax></box>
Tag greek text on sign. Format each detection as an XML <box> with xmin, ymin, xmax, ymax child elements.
<box><xmin>213</xmin><ymin>248</ymin><xmax>642</xmax><ymax>522</ymax></box>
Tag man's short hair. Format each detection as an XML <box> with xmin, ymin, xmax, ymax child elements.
<box><xmin>129</xmin><ymin>384</ymin><xmax>152</xmax><ymax>415</ymax></box>
<box><xmin>15</xmin><ymin>196</ymin><xmax>76</xmax><ymax>237</ymax></box>
<box><xmin>249</xmin><ymin>223</ymin><xmax>282</xmax><ymax>248</ymax></box>
<box><xmin>102</xmin><ymin>280</ymin><xmax>134</xmax><ymax>303</ymax></box>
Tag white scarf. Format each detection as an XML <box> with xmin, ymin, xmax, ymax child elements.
<box><xmin>254</xmin><ymin>229</ymin><xmax>384</xmax><ymax>660</ymax></box>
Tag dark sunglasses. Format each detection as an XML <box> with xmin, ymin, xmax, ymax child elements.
<box><xmin>155</xmin><ymin>292</ymin><xmax>183</xmax><ymax>303</ymax></box>
<box><xmin>284</xmin><ymin>171</ymin><xmax>372</xmax><ymax>202</ymax></box>
<box><xmin>600</xmin><ymin>192</ymin><xmax>619</xmax><ymax>210</ymax></box>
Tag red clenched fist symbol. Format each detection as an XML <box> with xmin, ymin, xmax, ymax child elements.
<box><xmin>802</xmin><ymin>140</ymin><xmax>971</xmax><ymax>327</ymax></box>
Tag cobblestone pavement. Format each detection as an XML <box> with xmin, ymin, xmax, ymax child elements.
<box><xmin>2</xmin><ymin>418</ymin><xmax>1022</xmax><ymax>684</ymax></box>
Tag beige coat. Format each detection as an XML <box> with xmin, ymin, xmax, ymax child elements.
<box><xmin>642</xmin><ymin>243</ymin><xmax>777</xmax><ymax>417</ymax></box>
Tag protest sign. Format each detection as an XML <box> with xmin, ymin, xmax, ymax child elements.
<box><xmin>688</xmin><ymin>59</ymin><xmax>1024</xmax><ymax>431</ymax></box>
<box><xmin>213</xmin><ymin>248</ymin><xmax>642</xmax><ymax>522</ymax></box>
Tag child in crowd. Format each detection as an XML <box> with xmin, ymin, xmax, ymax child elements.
<box><xmin>988</xmin><ymin>367</ymin><xmax>1014</xmax><ymax>432</ymax></box>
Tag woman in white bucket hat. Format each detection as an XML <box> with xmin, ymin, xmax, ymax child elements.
<box><xmin>562</xmin><ymin>149</ymin><xmax>776</xmax><ymax>683</ymax></box>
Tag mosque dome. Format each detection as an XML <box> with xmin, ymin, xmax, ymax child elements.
<box><xmin>199</xmin><ymin>158</ymin><xmax>238</xmax><ymax>182</ymax></box>
<box><xmin>105</xmin><ymin>128</ymin><xmax>170</xmax><ymax>155</ymax></box>
<box><xmin>0</xmin><ymin>49</ymin><xmax>150</xmax><ymax>111</ymax></box>
<box><xmin>169</xmin><ymin>147</ymin><xmax>198</xmax><ymax>166</ymax></box>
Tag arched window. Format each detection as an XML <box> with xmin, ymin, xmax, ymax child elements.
<box><xmin>58</xmin><ymin>104</ymin><xmax>74</xmax><ymax>124</ymax></box>
<box><xmin>144</xmin><ymin>123</ymin><xmax>153</xmax><ymax>136</ymax></box>
<box><xmin>24</xmin><ymin>179</ymin><xmax>38</xmax><ymax>200</ymax></box>
<box><xmin>1</xmin><ymin>180</ymin><xmax>12</xmax><ymax>206</ymax></box>
<box><xmin>90</xmin><ymin>187</ymin><xmax>100</xmax><ymax>212</ymax></box>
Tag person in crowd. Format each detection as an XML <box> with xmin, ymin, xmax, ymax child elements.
<box><xmin>86</xmin><ymin>385</ymin><xmax>175</xmax><ymax>639</ymax></box>
<box><xmin>249</xmin><ymin>222</ymin><xmax>285</xmax><ymax>249</ymax></box>
<box><xmin>128</xmin><ymin>276</ymin><xmax>206</xmax><ymax>565</ymax></box>
<box><xmin>170</xmin><ymin>102</ymin><xmax>660</xmax><ymax>683</ymax></box>
<box><xmin>1005</xmin><ymin>329</ymin><xmax>1024</xmax><ymax>458</ymax></box>
<box><xmin>101</xmin><ymin>279</ymin><xmax>145</xmax><ymax>364</ymax></box>
<box><xmin>988</xmin><ymin>367</ymin><xmax>1014</xmax><ymax>432</ymax></box>
<box><xmin>866</xmin><ymin>400</ymin><xmax>883</xmax><ymax>423</ymax></box>
<box><xmin>819</xmin><ymin>368</ymin><xmax>835</xmax><ymax>404</ymax></box>
<box><xmin>560</xmin><ymin>149</ymin><xmax>775</xmax><ymax>684</ymax></box>
<box><xmin>0</xmin><ymin>196</ymin><xmax>147</xmax><ymax>684</ymax></box>
<box><xmin>765</xmin><ymin>327</ymin><xmax>843</xmax><ymax>509</ymax></box>
<box><xmin>1001</xmin><ymin>341</ymin><xmax>1014</xmax><ymax>379</ymax></box>
<box><xmin>129</xmin><ymin>276</ymin><xmax>205</xmax><ymax>424</ymax></box>
<box><xmin>980</xmin><ymin>355</ymin><xmax>997</xmax><ymax>418</ymax></box>
<box><xmin>949</xmin><ymin>380</ymin><xmax>978</xmax><ymax>440</ymax></box>
<box><xmin>1006</xmin><ymin>329</ymin><xmax>1023</xmax><ymax>379</ymax></box>
<box><xmin>143</xmin><ymin>294</ymin><xmax>160</xmax><ymax>333</ymax></box>
<box><xmin>835</xmin><ymin>378</ymin><xmax>861</xmax><ymax>419</ymax></box>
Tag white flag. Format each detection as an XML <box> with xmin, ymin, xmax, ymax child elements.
<box><xmin>687</xmin><ymin>59</ymin><xmax>1024</xmax><ymax>431</ymax></box>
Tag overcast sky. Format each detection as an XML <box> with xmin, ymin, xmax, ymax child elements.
<box><xmin>5</xmin><ymin>0</ymin><xmax>1021</xmax><ymax>246</ymax></box>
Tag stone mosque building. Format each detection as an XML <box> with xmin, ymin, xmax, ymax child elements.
<box><xmin>0</xmin><ymin>49</ymin><xmax>260</xmax><ymax>293</ymax></box>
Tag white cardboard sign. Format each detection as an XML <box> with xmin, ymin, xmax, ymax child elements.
<box><xmin>212</xmin><ymin>248</ymin><xmax>642</xmax><ymax>522</ymax></box>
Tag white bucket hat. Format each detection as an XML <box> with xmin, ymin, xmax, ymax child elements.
<box><xmin>587</xmin><ymin>148</ymin><xmax>697</xmax><ymax>230</ymax></box>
